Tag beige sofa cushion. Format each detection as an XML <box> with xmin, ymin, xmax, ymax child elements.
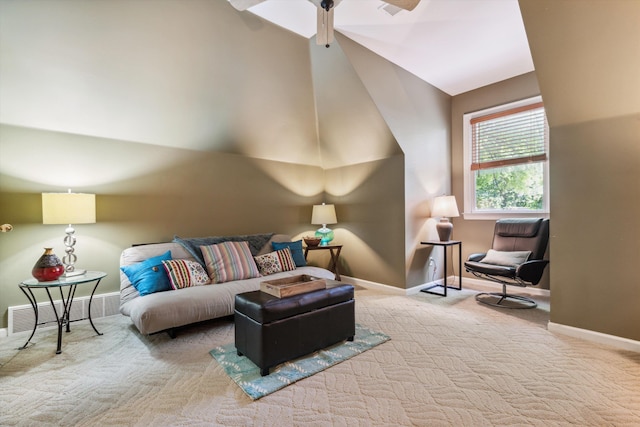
<box><xmin>120</xmin><ymin>266</ymin><xmax>334</xmax><ymax>335</ymax></box>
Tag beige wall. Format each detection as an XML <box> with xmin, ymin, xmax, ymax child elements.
<box><xmin>0</xmin><ymin>127</ymin><xmax>408</xmax><ymax>329</ymax></box>
<box><xmin>549</xmin><ymin>115</ymin><xmax>640</xmax><ymax>340</ymax></box>
<box><xmin>336</xmin><ymin>34</ymin><xmax>452</xmax><ymax>289</ymax></box>
<box><xmin>518</xmin><ymin>0</ymin><xmax>640</xmax><ymax>341</ymax></box>
<box><xmin>0</xmin><ymin>127</ymin><xmax>327</xmax><ymax>328</ymax></box>
<box><xmin>0</xmin><ymin>147</ymin><xmax>409</xmax><ymax>331</ymax></box>
<box><xmin>325</xmin><ymin>156</ymin><xmax>407</xmax><ymax>288</ymax></box>
<box><xmin>451</xmin><ymin>72</ymin><xmax>550</xmax><ymax>289</ymax></box>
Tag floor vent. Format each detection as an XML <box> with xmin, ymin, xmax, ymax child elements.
<box><xmin>8</xmin><ymin>292</ymin><xmax>120</xmax><ymax>335</ymax></box>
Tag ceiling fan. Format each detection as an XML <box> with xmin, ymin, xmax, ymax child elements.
<box><xmin>228</xmin><ymin>0</ymin><xmax>420</xmax><ymax>47</ymax></box>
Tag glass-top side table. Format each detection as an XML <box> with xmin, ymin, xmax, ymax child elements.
<box><xmin>19</xmin><ymin>271</ymin><xmax>107</xmax><ymax>354</ymax></box>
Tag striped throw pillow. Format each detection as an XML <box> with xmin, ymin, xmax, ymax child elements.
<box><xmin>254</xmin><ymin>247</ymin><xmax>297</xmax><ymax>276</ymax></box>
<box><xmin>200</xmin><ymin>241</ymin><xmax>261</xmax><ymax>284</ymax></box>
<box><xmin>162</xmin><ymin>259</ymin><xmax>210</xmax><ymax>289</ymax></box>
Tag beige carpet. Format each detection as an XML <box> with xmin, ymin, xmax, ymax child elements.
<box><xmin>1</xmin><ymin>287</ymin><xmax>639</xmax><ymax>426</ymax></box>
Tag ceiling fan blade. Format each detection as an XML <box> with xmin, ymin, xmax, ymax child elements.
<box><xmin>384</xmin><ymin>0</ymin><xmax>420</xmax><ymax>11</ymax></box>
<box><xmin>316</xmin><ymin>7</ymin><xmax>334</xmax><ymax>46</ymax></box>
<box><xmin>228</xmin><ymin>0</ymin><xmax>267</xmax><ymax>11</ymax></box>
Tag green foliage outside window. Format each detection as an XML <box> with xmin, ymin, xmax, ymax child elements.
<box><xmin>475</xmin><ymin>163</ymin><xmax>543</xmax><ymax>210</ymax></box>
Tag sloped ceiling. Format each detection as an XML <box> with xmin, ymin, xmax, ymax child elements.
<box><xmin>0</xmin><ymin>1</ymin><xmax>318</xmax><ymax>163</ymax></box>
<box><xmin>239</xmin><ymin>0</ymin><xmax>534</xmax><ymax>96</ymax></box>
<box><xmin>310</xmin><ymin>38</ymin><xmax>401</xmax><ymax>169</ymax></box>
<box><xmin>519</xmin><ymin>0</ymin><xmax>640</xmax><ymax>127</ymax></box>
<box><xmin>0</xmin><ymin>0</ymin><xmax>399</xmax><ymax>171</ymax></box>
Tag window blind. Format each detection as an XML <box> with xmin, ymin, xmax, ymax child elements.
<box><xmin>471</xmin><ymin>102</ymin><xmax>547</xmax><ymax>171</ymax></box>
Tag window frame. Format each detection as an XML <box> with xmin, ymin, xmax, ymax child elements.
<box><xmin>462</xmin><ymin>95</ymin><xmax>550</xmax><ymax>220</ymax></box>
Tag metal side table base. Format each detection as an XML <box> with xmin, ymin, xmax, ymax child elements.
<box><xmin>18</xmin><ymin>271</ymin><xmax>107</xmax><ymax>354</ymax></box>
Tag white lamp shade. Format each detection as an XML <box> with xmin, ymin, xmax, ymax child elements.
<box><xmin>431</xmin><ymin>195</ymin><xmax>459</xmax><ymax>218</ymax></box>
<box><xmin>42</xmin><ymin>193</ymin><xmax>96</xmax><ymax>225</ymax></box>
<box><xmin>311</xmin><ymin>204</ymin><xmax>337</xmax><ymax>225</ymax></box>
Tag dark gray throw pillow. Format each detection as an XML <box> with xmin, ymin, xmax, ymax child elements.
<box><xmin>173</xmin><ymin>233</ymin><xmax>275</xmax><ymax>268</ymax></box>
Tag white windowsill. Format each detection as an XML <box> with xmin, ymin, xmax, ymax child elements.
<box><xmin>463</xmin><ymin>211</ymin><xmax>550</xmax><ymax>221</ymax></box>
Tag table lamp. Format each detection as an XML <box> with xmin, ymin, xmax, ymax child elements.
<box><xmin>432</xmin><ymin>195</ymin><xmax>459</xmax><ymax>242</ymax></box>
<box><xmin>311</xmin><ymin>203</ymin><xmax>337</xmax><ymax>246</ymax></box>
<box><xmin>42</xmin><ymin>190</ymin><xmax>96</xmax><ymax>276</ymax></box>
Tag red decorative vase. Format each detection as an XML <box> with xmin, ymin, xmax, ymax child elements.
<box><xmin>32</xmin><ymin>248</ymin><xmax>65</xmax><ymax>282</ymax></box>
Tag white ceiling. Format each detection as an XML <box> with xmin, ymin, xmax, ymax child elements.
<box><xmin>243</xmin><ymin>0</ymin><xmax>534</xmax><ymax>95</ymax></box>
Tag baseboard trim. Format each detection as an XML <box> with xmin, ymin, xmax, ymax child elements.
<box><xmin>340</xmin><ymin>275</ymin><xmax>461</xmax><ymax>296</ymax></box>
<box><xmin>548</xmin><ymin>322</ymin><xmax>640</xmax><ymax>352</ymax></box>
<box><xmin>343</xmin><ymin>275</ymin><xmax>637</xmax><ymax>352</ymax></box>
<box><xmin>0</xmin><ymin>328</ymin><xmax>7</xmax><ymax>338</ymax></box>
<box><xmin>343</xmin><ymin>275</ymin><xmax>551</xmax><ymax>298</ymax></box>
<box><xmin>339</xmin><ymin>275</ymin><xmax>407</xmax><ymax>295</ymax></box>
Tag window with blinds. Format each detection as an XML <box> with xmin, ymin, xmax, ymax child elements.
<box><xmin>462</xmin><ymin>96</ymin><xmax>550</xmax><ymax>217</ymax></box>
<box><xmin>471</xmin><ymin>102</ymin><xmax>547</xmax><ymax>171</ymax></box>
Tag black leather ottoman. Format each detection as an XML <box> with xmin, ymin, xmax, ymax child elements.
<box><xmin>234</xmin><ymin>284</ymin><xmax>355</xmax><ymax>376</ymax></box>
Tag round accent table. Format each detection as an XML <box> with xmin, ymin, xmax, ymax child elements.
<box><xmin>19</xmin><ymin>271</ymin><xmax>107</xmax><ymax>354</ymax></box>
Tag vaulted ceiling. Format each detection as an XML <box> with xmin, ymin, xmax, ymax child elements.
<box><xmin>0</xmin><ymin>0</ymin><xmax>404</xmax><ymax>182</ymax></box>
<box><xmin>239</xmin><ymin>0</ymin><xmax>535</xmax><ymax>95</ymax></box>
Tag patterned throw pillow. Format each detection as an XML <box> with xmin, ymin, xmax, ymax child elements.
<box><xmin>161</xmin><ymin>259</ymin><xmax>211</xmax><ymax>289</ymax></box>
<box><xmin>271</xmin><ymin>240</ymin><xmax>306</xmax><ymax>267</ymax></box>
<box><xmin>254</xmin><ymin>247</ymin><xmax>297</xmax><ymax>276</ymax></box>
<box><xmin>200</xmin><ymin>241</ymin><xmax>261</xmax><ymax>284</ymax></box>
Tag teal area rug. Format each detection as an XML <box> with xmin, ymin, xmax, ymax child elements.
<box><xmin>210</xmin><ymin>324</ymin><xmax>390</xmax><ymax>400</ymax></box>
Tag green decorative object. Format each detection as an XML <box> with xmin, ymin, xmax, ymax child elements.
<box><xmin>314</xmin><ymin>228</ymin><xmax>334</xmax><ymax>245</ymax></box>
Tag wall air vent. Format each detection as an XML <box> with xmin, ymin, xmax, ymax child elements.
<box><xmin>7</xmin><ymin>292</ymin><xmax>120</xmax><ymax>335</ymax></box>
<box><xmin>379</xmin><ymin>3</ymin><xmax>403</xmax><ymax>16</ymax></box>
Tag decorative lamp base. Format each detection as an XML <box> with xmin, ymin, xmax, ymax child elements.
<box><xmin>315</xmin><ymin>226</ymin><xmax>334</xmax><ymax>246</ymax></box>
<box><xmin>436</xmin><ymin>219</ymin><xmax>453</xmax><ymax>242</ymax></box>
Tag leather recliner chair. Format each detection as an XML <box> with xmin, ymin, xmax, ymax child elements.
<box><xmin>465</xmin><ymin>218</ymin><xmax>549</xmax><ymax>309</ymax></box>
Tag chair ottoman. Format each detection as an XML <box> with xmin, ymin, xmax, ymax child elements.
<box><xmin>234</xmin><ymin>284</ymin><xmax>355</xmax><ymax>376</ymax></box>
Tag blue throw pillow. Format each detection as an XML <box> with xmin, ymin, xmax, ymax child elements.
<box><xmin>120</xmin><ymin>251</ymin><xmax>173</xmax><ymax>296</ymax></box>
<box><xmin>272</xmin><ymin>240</ymin><xmax>306</xmax><ymax>267</ymax></box>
